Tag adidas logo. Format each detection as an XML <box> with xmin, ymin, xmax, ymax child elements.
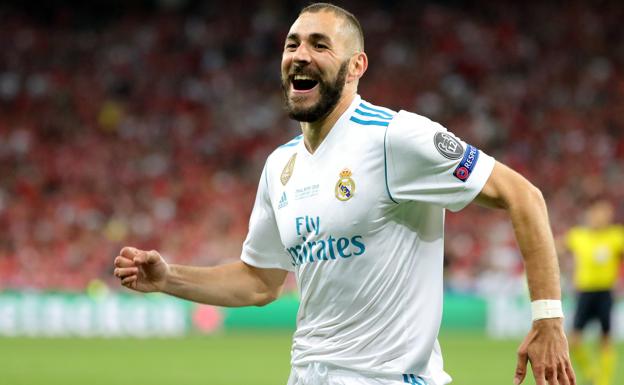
<box><xmin>278</xmin><ymin>192</ymin><xmax>288</xmax><ymax>209</ymax></box>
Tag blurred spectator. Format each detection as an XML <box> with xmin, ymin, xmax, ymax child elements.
<box><xmin>0</xmin><ymin>1</ymin><xmax>622</xmax><ymax>292</ymax></box>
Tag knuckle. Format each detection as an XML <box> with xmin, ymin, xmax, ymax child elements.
<box><xmin>121</xmin><ymin>246</ymin><xmax>137</xmax><ymax>256</ymax></box>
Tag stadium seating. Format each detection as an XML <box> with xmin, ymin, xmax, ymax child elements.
<box><xmin>0</xmin><ymin>1</ymin><xmax>622</xmax><ymax>291</ymax></box>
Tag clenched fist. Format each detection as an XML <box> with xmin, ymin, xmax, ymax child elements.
<box><xmin>113</xmin><ymin>247</ymin><xmax>170</xmax><ymax>293</ymax></box>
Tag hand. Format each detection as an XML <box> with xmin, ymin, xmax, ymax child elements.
<box><xmin>113</xmin><ymin>247</ymin><xmax>170</xmax><ymax>293</ymax></box>
<box><xmin>514</xmin><ymin>318</ymin><xmax>576</xmax><ymax>385</ymax></box>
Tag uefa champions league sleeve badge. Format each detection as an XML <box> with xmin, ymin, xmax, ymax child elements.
<box><xmin>433</xmin><ymin>132</ymin><xmax>464</xmax><ymax>159</ymax></box>
<box><xmin>335</xmin><ymin>168</ymin><xmax>355</xmax><ymax>201</ymax></box>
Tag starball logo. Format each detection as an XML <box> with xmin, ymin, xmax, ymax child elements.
<box><xmin>286</xmin><ymin>215</ymin><xmax>366</xmax><ymax>266</ymax></box>
<box><xmin>453</xmin><ymin>144</ymin><xmax>479</xmax><ymax>182</ymax></box>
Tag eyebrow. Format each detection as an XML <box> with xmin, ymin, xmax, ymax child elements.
<box><xmin>286</xmin><ymin>32</ymin><xmax>332</xmax><ymax>44</ymax></box>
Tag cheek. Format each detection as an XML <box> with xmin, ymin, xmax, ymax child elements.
<box><xmin>281</xmin><ymin>56</ymin><xmax>291</xmax><ymax>76</ymax></box>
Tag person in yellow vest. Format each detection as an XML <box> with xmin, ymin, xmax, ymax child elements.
<box><xmin>565</xmin><ymin>200</ymin><xmax>624</xmax><ymax>385</ymax></box>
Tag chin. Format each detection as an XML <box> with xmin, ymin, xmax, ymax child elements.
<box><xmin>288</xmin><ymin>97</ymin><xmax>317</xmax><ymax>112</ymax></box>
<box><xmin>289</xmin><ymin>90</ymin><xmax>319</xmax><ymax>103</ymax></box>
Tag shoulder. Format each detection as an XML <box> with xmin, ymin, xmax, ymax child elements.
<box><xmin>618</xmin><ymin>225</ymin><xmax>624</xmax><ymax>248</ymax></box>
<box><xmin>275</xmin><ymin>134</ymin><xmax>303</xmax><ymax>151</ymax></box>
<box><xmin>384</xmin><ymin>109</ymin><xmax>453</xmax><ymax>153</ymax></box>
<box><xmin>348</xmin><ymin>99</ymin><xmax>398</xmax><ymax>128</ymax></box>
<box><xmin>267</xmin><ymin>134</ymin><xmax>302</xmax><ymax>164</ymax></box>
<box><xmin>607</xmin><ymin>225</ymin><xmax>624</xmax><ymax>240</ymax></box>
<box><xmin>389</xmin><ymin>110</ymin><xmax>447</xmax><ymax>134</ymax></box>
<box><xmin>258</xmin><ymin>134</ymin><xmax>302</xmax><ymax>188</ymax></box>
<box><xmin>384</xmin><ymin>109</ymin><xmax>458</xmax><ymax>161</ymax></box>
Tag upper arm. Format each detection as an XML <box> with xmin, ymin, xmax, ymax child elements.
<box><xmin>386</xmin><ymin>110</ymin><xmax>496</xmax><ymax>211</ymax></box>
<box><xmin>474</xmin><ymin>161</ymin><xmax>543</xmax><ymax>210</ymax></box>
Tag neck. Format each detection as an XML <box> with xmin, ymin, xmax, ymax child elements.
<box><xmin>300</xmin><ymin>93</ymin><xmax>355</xmax><ymax>154</ymax></box>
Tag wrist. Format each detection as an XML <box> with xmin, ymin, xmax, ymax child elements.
<box><xmin>531</xmin><ymin>299</ymin><xmax>564</xmax><ymax>321</ymax></box>
<box><xmin>161</xmin><ymin>263</ymin><xmax>176</xmax><ymax>292</ymax></box>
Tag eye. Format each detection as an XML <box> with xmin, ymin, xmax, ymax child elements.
<box><xmin>315</xmin><ymin>43</ymin><xmax>328</xmax><ymax>49</ymax></box>
<box><xmin>285</xmin><ymin>43</ymin><xmax>298</xmax><ymax>50</ymax></box>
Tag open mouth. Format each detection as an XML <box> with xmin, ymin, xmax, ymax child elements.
<box><xmin>291</xmin><ymin>75</ymin><xmax>319</xmax><ymax>91</ymax></box>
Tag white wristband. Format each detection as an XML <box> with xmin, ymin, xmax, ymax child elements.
<box><xmin>531</xmin><ymin>300</ymin><xmax>564</xmax><ymax>321</ymax></box>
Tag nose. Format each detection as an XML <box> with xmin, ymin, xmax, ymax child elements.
<box><xmin>292</xmin><ymin>43</ymin><xmax>312</xmax><ymax>65</ymax></box>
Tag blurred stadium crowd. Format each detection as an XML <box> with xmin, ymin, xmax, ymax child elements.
<box><xmin>0</xmin><ymin>1</ymin><xmax>623</xmax><ymax>292</ymax></box>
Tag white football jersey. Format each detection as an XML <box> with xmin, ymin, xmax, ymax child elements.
<box><xmin>241</xmin><ymin>95</ymin><xmax>495</xmax><ymax>385</ymax></box>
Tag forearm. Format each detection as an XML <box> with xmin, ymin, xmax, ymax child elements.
<box><xmin>163</xmin><ymin>261</ymin><xmax>283</xmax><ymax>307</ymax></box>
<box><xmin>476</xmin><ymin>163</ymin><xmax>561</xmax><ymax>301</ymax></box>
<box><xmin>508</xmin><ymin>186</ymin><xmax>561</xmax><ymax>301</ymax></box>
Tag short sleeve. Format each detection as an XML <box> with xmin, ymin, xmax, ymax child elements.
<box><xmin>240</xmin><ymin>164</ymin><xmax>294</xmax><ymax>271</ymax></box>
<box><xmin>385</xmin><ymin>110</ymin><xmax>495</xmax><ymax>212</ymax></box>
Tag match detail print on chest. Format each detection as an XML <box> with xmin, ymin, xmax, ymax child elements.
<box><xmin>278</xmin><ymin>151</ymin><xmax>356</xmax><ymax>206</ymax></box>
<box><xmin>277</xmin><ymin>152</ymin><xmax>325</xmax><ymax>211</ymax></box>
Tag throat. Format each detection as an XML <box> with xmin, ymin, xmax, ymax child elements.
<box><xmin>300</xmin><ymin>93</ymin><xmax>356</xmax><ymax>154</ymax></box>
<box><xmin>301</xmin><ymin>117</ymin><xmax>337</xmax><ymax>155</ymax></box>
<box><xmin>302</xmin><ymin>125</ymin><xmax>326</xmax><ymax>154</ymax></box>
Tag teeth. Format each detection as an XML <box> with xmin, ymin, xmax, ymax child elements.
<box><xmin>293</xmin><ymin>75</ymin><xmax>314</xmax><ymax>81</ymax></box>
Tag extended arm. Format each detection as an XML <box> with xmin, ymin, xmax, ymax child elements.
<box><xmin>475</xmin><ymin>162</ymin><xmax>560</xmax><ymax>301</ymax></box>
<box><xmin>114</xmin><ymin>247</ymin><xmax>288</xmax><ymax>307</ymax></box>
<box><xmin>474</xmin><ymin>162</ymin><xmax>575</xmax><ymax>385</ymax></box>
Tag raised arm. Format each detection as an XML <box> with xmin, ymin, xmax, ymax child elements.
<box><xmin>474</xmin><ymin>162</ymin><xmax>576</xmax><ymax>385</ymax></box>
<box><xmin>114</xmin><ymin>247</ymin><xmax>288</xmax><ymax>307</ymax></box>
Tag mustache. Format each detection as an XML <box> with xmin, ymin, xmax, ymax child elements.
<box><xmin>287</xmin><ymin>66</ymin><xmax>321</xmax><ymax>79</ymax></box>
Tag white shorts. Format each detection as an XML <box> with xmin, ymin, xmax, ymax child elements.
<box><xmin>287</xmin><ymin>363</ymin><xmax>431</xmax><ymax>385</ymax></box>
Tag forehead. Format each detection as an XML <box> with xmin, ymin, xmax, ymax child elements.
<box><xmin>287</xmin><ymin>11</ymin><xmax>347</xmax><ymax>44</ymax></box>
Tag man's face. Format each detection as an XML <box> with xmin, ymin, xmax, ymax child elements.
<box><xmin>587</xmin><ymin>201</ymin><xmax>614</xmax><ymax>228</ymax></box>
<box><xmin>281</xmin><ymin>11</ymin><xmax>352</xmax><ymax>122</ymax></box>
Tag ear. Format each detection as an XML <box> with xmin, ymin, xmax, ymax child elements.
<box><xmin>347</xmin><ymin>52</ymin><xmax>368</xmax><ymax>83</ymax></box>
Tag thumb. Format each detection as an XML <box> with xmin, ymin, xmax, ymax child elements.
<box><xmin>134</xmin><ymin>250</ymin><xmax>161</xmax><ymax>265</ymax></box>
<box><xmin>514</xmin><ymin>350</ymin><xmax>528</xmax><ymax>385</ymax></box>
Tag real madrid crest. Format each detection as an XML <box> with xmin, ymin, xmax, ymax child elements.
<box><xmin>335</xmin><ymin>168</ymin><xmax>355</xmax><ymax>201</ymax></box>
<box><xmin>281</xmin><ymin>153</ymin><xmax>297</xmax><ymax>186</ymax></box>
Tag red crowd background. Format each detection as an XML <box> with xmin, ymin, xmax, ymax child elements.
<box><xmin>0</xmin><ymin>1</ymin><xmax>622</xmax><ymax>293</ymax></box>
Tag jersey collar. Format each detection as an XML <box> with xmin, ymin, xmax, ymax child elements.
<box><xmin>299</xmin><ymin>94</ymin><xmax>362</xmax><ymax>159</ymax></box>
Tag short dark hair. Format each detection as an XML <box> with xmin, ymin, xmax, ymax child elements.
<box><xmin>299</xmin><ymin>3</ymin><xmax>364</xmax><ymax>52</ymax></box>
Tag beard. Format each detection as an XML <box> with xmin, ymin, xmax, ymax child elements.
<box><xmin>282</xmin><ymin>61</ymin><xmax>349</xmax><ymax>123</ymax></box>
